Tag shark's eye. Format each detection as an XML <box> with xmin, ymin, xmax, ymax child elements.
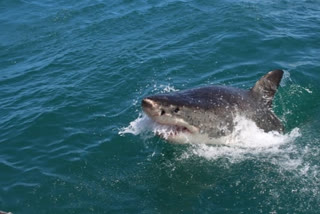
<box><xmin>174</xmin><ymin>107</ymin><xmax>180</xmax><ymax>113</ymax></box>
<box><xmin>161</xmin><ymin>110</ymin><xmax>166</xmax><ymax>115</ymax></box>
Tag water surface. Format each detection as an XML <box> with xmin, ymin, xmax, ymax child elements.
<box><xmin>1</xmin><ymin>0</ymin><xmax>320</xmax><ymax>213</ymax></box>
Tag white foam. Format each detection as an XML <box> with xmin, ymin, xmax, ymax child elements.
<box><xmin>118</xmin><ymin>114</ymin><xmax>153</xmax><ymax>136</ymax></box>
<box><xmin>119</xmin><ymin>113</ymin><xmax>189</xmax><ymax>142</ymax></box>
<box><xmin>178</xmin><ymin>116</ymin><xmax>300</xmax><ymax>163</ymax></box>
<box><xmin>161</xmin><ymin>84</ymin><xmax>178</xmax><ymax>93</ymax></box>
<box><xmin>304</xmin><ymin>87</ymin><xmax>312</xmax><ymax>94</ymax></box>
<box><xmin>151</xmin><ymin>84</ymin><xmax>179</xmax><ymax>93</ymax></box>
<box><xmin>280</xmin><ymin>69</ymin><xmax>291</xmax><ymax>87</ymax></box>
<box><xmin>223</xmin><ymin>115</ymin><xmax>300</xmax><ymax>148</ymax></box>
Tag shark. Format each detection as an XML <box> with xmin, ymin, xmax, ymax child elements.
<box><xmin>141</xmin><ymin>70</ymin><xmax>284</xmax><ymax>144</ymax></box>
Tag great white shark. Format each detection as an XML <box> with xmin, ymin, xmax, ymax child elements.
<box><xmin>141</xmin><ymin>70</ymin><xmax>284</xmax><ymax>144</ymax></box>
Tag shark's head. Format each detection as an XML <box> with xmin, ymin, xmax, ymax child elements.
<box><xmin>141</xmin><ymin>88</ymin><xmax>237</xmax><ymax>143</ymax></box>
<box><xmin>142</xmin><ymin>95</ymin><xmax>201</xmax><ymax>143</ymax></box>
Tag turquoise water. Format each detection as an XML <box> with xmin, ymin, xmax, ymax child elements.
<box><xmin>1</xmin><ymin>0</ymin><xmax>320</xmax><ymax>213</ymax></box>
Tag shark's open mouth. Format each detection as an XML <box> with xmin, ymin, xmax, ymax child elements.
<box><xmin>158</xmin><ymin>124</ymin><xmax>191</xmax><ymax>135</ymax></box>
<box><xmin>149</xmin><ymin>120</ymin><xmax>194</xmax><ymax>139</ymax></box>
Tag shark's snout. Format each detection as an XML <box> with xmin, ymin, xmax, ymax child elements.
<box><xmin>141</xmin><ymin>98</ymin><xmax>154</xmax><ymax>109</ymax></box>
<box><xmin>142</xmin><ymin>98</ymin><xmax>160</xmax><ymax>117</ymax></box>
<box><xmin>141</xmin><ymin>96</ymin><xmax>199</xmax><ymax>138</ymax></box>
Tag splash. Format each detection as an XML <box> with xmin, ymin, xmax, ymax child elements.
<box><xmin>119</xmin><ymin>113</ymin><xmax>300</xmax><ymax>157</ymax></box>
<box><xmin>119</xmin><ymin>114</ymin><xmax>153</xmax><ymax>136</ymax></box>
<box><xmin>177</xmin><ymin>116</ymin><xmax>301</xmax><ymax>165</ymax></box>
<box><xmin>181</xmin><ymin>127</ymin><xmax>300</xmax><ymax>163</ymax></box>
<box><xmin>119</xmin><ymin>113</ymin><xmax>184</xmax><ymax>140</ymax></box>
<box><xmin>223</xmin><ymin>115</ymin><xmax>300</xmax><ymax>148</ymax></box>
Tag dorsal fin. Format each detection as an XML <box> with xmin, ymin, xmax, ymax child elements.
<box><xmin>250</xmin><ymin>69</ymin><xmax>284</xmax><ymax>109</ymax></box>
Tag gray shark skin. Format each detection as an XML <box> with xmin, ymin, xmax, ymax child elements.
<box><xmin>141</xmin><ymin>70</ymin><xmax>284</xmax><ymax>143</ymax></box>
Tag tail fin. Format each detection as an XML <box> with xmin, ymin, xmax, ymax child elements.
<box><xmin>251</xmin><ymin>69</ymin><xmax>284</xmax><ymax>109</ymax></box>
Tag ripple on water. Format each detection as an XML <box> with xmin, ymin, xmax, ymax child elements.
<box><xmin>1</xmin><ymin>0</ymin><xmax>320</xmax><ymax>213</ymax></box>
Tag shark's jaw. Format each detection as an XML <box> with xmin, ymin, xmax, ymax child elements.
<box><xmin>141</xmin><ymin>98</ymin><xmax>199</xmax><ymax>143</ymax></box>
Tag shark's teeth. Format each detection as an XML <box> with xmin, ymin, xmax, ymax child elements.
<box><xmin>153</xmin><ymin>123</ymin><xmax>191</xmax><ymax>139</ymax></box>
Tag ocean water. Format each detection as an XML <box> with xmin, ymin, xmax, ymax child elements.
<box><xmin>1</xmin><ymin>0</ymin><xmax>320</xmax><ymax>213</ymax></box>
